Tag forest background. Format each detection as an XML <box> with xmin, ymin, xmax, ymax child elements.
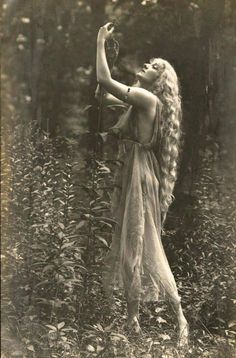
<box><xmin>2</xmin><ymin>0</ymin><xmax>236</xmax><ymax>357</ymax></box>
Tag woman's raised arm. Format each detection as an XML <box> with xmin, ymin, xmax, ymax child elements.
<box><xmin>96</xmin><ymin>23</ymin><xmax>156</xmax><ymax>109</ymax></box>
<box><xmin>95</xmin><ymin>84</ymin><xmax>126</xmax><ymax>106</ymax></box>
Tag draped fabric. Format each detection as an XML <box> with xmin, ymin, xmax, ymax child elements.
<box><xmin>102</xmin><ymin>100</ymin><xmax>180</xmax><ymax>304</ymax></box>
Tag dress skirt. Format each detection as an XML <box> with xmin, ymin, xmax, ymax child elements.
<box><xmin>102</xmin><ymin>138</ymin><xmax>181</xmax><ymax>304</ymax></box>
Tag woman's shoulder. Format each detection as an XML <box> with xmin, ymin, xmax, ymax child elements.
<box><xmin>134</xmin><ymin>95</ymin><xmax>162</xmax><ymax>116</ymax></box>
<box><xmin>132</xmin><ymin>92</ymin><xmax>162</xmax><ymax>111</ymax></box>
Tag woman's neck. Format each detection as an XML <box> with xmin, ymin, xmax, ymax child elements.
<box><xmin>132</xmin><ymin>80</ymin><xmax>140</xmax><ymax>88</ymax></box>
<box><xmin>133</xmin><ymin>80</ymin><xmax>151</xmax><ymax>91</ymax></box>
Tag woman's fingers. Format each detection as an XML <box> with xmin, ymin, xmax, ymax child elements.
<box><xmin>97</xmin><ymin>22</ymin><xmax>114</xmax><ymax>41</ymax></box>
<box><xmin>104</xmin><ymin>22</ymin><xmax>114</xmax><ymax>30</ymax></box>
<box><xmin>104</xmin><ymin>22</ymin><xmax>115</xmax><ymax>34</ymax></box>
<box><xmin>109</xmin><ymin>27</ymin><xmax>114</xmax><ymax>35</ymax></box>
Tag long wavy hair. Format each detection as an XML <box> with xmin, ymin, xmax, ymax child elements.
<box><xmin>150</xmin><ymin>58</ymin><xmax>183</xmax><ymax>231</ymax></box>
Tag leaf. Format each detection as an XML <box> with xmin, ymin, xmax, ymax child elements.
<box><xmin>61</xmin><ymin>260</ymin><xmax>74</xmax><ymax>266</ymax></box>
<box><xmin>91</xmin><ymin>205</ymin><xmax>106</xmax><ymax>211</ymax></box>
<box><xmin>217</xmin><ymin>318</ymin><xmax>225</xmax><ymax>324</ymax></box>
<box><xmin>97</xmin><ymin>132</ymin><xmax>108</xmax><ymax>143</ymax></box>
<box><xmin>29</xmin><ymin>315</ymin><xmax>37</xmax><ymax>321</ymax></box>
<box><xmin>156</xmin><ymin>317</ymin><xmax>167</xmax><ymax>324</ymax></box>
<box><xmin>95</xmin><ymin>235</ymin><xmax>108</xmax><ymax>247</ymax></box>
<box><xmin>97</xmin><ymin>345</ymin><xmax>104</xmax><ymax>353</ymax></box>
<box><xmin>98</xmin><ymin>220</ymin><xmax>112</xmax><ymax>228</ymax></box>
<box><xmin>111</xmin><ymin>332</ymin><xmax>128</xmax><ymax>342</ymax></box>
<box><xmin>96</xmin><ymin>323</ymin><xmax>104</xmax><ymax>332</ymax></box>
<box><xmin>55</xmin><ymin>275</ymin><xmax>65</xmax><ymax>284</ymax></box>
<box><xmin>99</xmin><ymin>165</ymin><xmax>111</xmax><ymax>173</ymax></box>
<box><xmin>83</xmin><ymin>213</ymin><xmax>93</xmax><ymax>219</ymax></box>
<box><xmin>61</xmin><ymin>241</ymin><xmax>75</xmax><ymax>250</ymax></box>
<box><xmin>76</xmin><ymin>220</ymin><xmax>87</xmax><ymax>229</ymax></box>
<box><xmin>86</xmin><ymin>344</ymin><xmax>95</xmax><ymax>352</ymax></box>
<box><xmin>43</xmin><ymin>265</ymin><xmax>54</xmax><ymax>273</ymax></box>
<box><xmin>12</xmin><ymin>351</ymin><xmax>24</xmax><ymax>357</ymax></box>
<box><xmin>58</xmin><ymin>223</ymin><xmax>65</xmax><ymax>230</ymax></box>
<box><xmin>159</xmin><ymin>334</ymin><xmax>171</xmax><ymax>341</ymax></box>
<box><xmin>155</xmin><ymin>307</ymin><xmax>164</xmax><ymax>314</ymax></box>
<box><xmin>95</xmin><ymin>216</ymin><xmax>117</xmax><ymax>225</ymax></box>
<box><xmin>228</xmin><ymin>320</ymin><xmax>236</xmax><ymax>328</ymax></box>
<box><xmin>27</xmin><ymin>345</ymin><xmax>35</xmax><ymax>352</ymax></box>
<box><xmin>57</xmin><ymin>322</ymin><xmax>65</xmax><ymax>330</ymax></box>
<box><xmin>35</xmin><ymin>279</ymin><xmax>49</xmax><ymax>288</ymax></box>
<box><xmin>83</xmin><ymin>105</ymin><xmax>92</xmax><ymax>113</ymax></box>
<box><xmin>46</xmin><ymin>324</ymin><xmax>57</xmax><ymax>331</ymax></box>
<box><xmin>58</xmin><ymin>232</ymin><xmax>64</xmax><ymax>239</ymax></box>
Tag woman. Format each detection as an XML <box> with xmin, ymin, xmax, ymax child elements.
<box><xmin>96</xmin><ymin>23</ymin><xmax>189</xmax><ymax>346</ymax></box>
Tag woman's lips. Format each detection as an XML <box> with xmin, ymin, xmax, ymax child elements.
<box><xmin>137</xmin><ymin>69</ymin><xmax>145</xmax><ymax>74</ymax></box>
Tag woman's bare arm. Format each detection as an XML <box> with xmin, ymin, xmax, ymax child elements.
<box><xmin>96</xmin><ymin>24</ymin><xmax>156</xmax><ymax>109</ymax></box>
<box><xmin>95</xmin><ymin>84</ymin><xmax>126</xmax><ymax>106</ymax></box>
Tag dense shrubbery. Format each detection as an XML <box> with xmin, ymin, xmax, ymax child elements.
<box><xmin>2</xmin><ymin>122</ymin><xmax>235</xmax><ymax>357</ymax></box>
<box><xmin>2</xmin><ymin>121</ymin><xmax>118</xmax><ymax>357</ymax></box>
<box><xmin>165</xmin><ymin>142</ymin><xmax>236</xmax><ymax>337</ymax></box>
<box><xmin>185</xmin><ymin>151</ymin><xmax>235</xmax><ymax>332</ymax></box>
<box><xmin>2</xmin><ymin>124</ymin><xmax>83</xmax><ymax>356</ymax></box>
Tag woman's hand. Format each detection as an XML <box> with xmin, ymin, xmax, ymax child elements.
<box><xmin>95</xmin><ymin>84</ymin><xmax>101</xmax><ymax>98</ymax></box>
<box><xmin>95</xmin><ymin>84</ymin><xmax>105</xmax><ymax>99</ymax></box>
<box><xmin>97</xmin><ymin>22</ymin><xmax>114</xmax><ymax>44</ymax></box>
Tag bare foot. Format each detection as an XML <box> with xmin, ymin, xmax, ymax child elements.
<box><xmin>126</xmin><ymin>316</ymin><xmax>142</xmax><ymax>335</ymax></box>
<box><xmin>178</xmin><ymin>321</ymin><xmax>189</xmax><ymax>348</ymax></box>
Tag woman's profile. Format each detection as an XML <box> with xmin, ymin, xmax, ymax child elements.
<box><xmin>96</xmin><ymin>22</ymin><xmax>189</xmax><ymax>347</ymax></box>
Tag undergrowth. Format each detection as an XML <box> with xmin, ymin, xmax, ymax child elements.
<box><xmin>1</xmin><ymin>125</ymin><xmax>235</xmax><ymax>357</ymax></box>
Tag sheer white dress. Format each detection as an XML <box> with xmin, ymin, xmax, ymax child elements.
<box><xmin>102</xmin><ymin>99</ymin><xmax>181</xmax><ymax>305</ymax></box>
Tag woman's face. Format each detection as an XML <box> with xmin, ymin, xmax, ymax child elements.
<box><xmin>136</xmin><ymin>59</ymin><xmax>160</xmax><ymax>87</ymax></box>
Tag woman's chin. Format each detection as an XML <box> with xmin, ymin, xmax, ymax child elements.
<box><xmin>136</xmin><ymin>72</ymin><xmax>143</xmax><ymax>80</ymax></box>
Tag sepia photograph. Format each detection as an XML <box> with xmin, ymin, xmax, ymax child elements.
<box><xmin>1</xmin><ymin>0</ymin><xmax>236</xmax><ymax>357</ymax></box>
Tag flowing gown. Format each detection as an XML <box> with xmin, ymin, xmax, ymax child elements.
<box><xmin>102</xmin><ymin>99</ymin><xmax>180</xmax><ymax>304</ymax></box>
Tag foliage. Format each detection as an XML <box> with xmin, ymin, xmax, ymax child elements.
<box><xmin>2</xmin><ymin>125</ymin><xmax>235</xmax><ymax>357</ymax></box>
<box><xmin>2</xmin><ymin>123</ymin><xmax>85</xmax><ymax>356</ymax></box>
<box><xmin>160</xmin><ymin>140</ymin><xmax>236</xmax><ymax>355</ymax></box>
<box><xmin>1</xmin><ymin>119</ymin><xmax>117</xmax><ymax>356</ymax></box>
<box><xmin>2</xmin><ymin>0</ymin><xmax>236</xmax><ymax>357</ymax></box>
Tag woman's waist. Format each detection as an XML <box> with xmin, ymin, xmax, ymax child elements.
<box><xmin>118</xmin><ymin>138</ymin><xmax>153</xmax><ymax>154</ymax></box>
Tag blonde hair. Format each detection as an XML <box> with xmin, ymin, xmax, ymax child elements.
<box><xmin>151</xmin><ymin>58</ymin><xmax>183</xmax><ymax>231</ymax></box>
